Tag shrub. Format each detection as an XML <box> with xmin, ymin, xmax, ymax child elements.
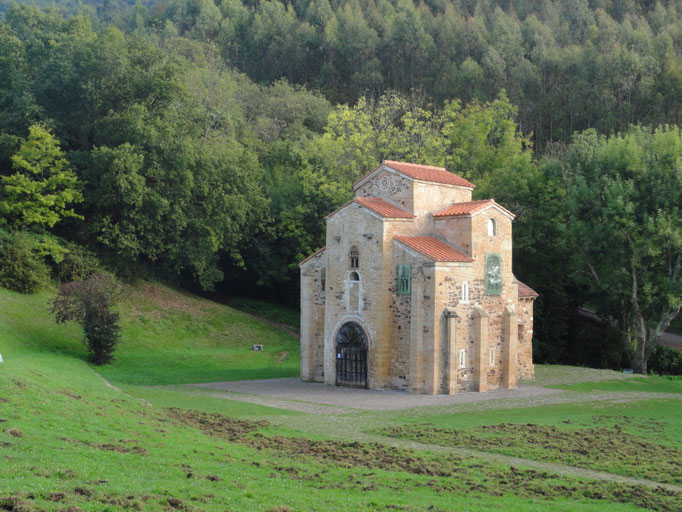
<box><xmin>0</xmin><ymin>230</ymin><xmax>50</xmax><ymax>293</ymax></box>
<box><xmin>51</xmin><ymin>272</ymin><xmax>122</xmax><ymax>365</ymax></box>
<box><xmin>648</xmin><ymin>345</ymin><xmax>682</xmax><ymax>376</ymax></box>
<box><xmin>56</xmin><ymin>244</ymin><xmax>100</xmax><ymax>282</ymax></box>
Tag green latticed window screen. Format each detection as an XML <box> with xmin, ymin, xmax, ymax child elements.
<box><xmin>396</xmin><ymin>264</ymin><xmax>411</xmax><ymax>295</ymax></box>
<box><xmin>485</xmin><ymin>253</ymin><xmax>502</xmax><ymax>295</ymax></box>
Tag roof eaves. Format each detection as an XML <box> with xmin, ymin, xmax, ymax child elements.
<box><xmin>299</xmin><ymin>246</ymin><xmax>326</xmax><ymax>266</ymax></box>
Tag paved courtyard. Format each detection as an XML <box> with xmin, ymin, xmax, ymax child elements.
<box><xmin>193</xmin><ymin>377</ymin><xmax>562</xmax><ymax>411</ymax></box>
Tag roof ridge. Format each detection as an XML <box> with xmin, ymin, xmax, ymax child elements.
<box><xmin>383</xmin><ymin>160</ymin><xmax>447</xmax><ymax>171</ymax></box>
<box><xmin>353</xmin><ymin>160</ymin><xmax>475</xmax><ymax>189</ymax></box>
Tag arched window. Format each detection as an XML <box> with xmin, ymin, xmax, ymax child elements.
<box><xmin>461</xmin><ymin>281</ymin><xmax>469</xmax><ymax>303</ymax></box>
<box><xmin>349</xmin><ymin>246</ymin><xmax>359</xmax><ymax>268</ymax></box>
<box><xmin>488</xmin><ymin>218</ymin><xmax>496</xmax><ymax>236</ymax></box>
<box><xmin>348</xmin><ymin>271</ymin><xmax>360</xmax><ymax>311</ymax></box>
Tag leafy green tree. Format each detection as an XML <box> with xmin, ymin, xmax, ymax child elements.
<box><xmin>51</xmin><ymin>272</ymin><xmax>122</xmax><ymax>365</ymax></box>
<box><xmin>565</xmin><ymin>126</ymin><xmax>682</xmax><ymax>373</ymax></box>
<box><xmin>0</xmin><ymin>124</ymin><xmax>82</xmax><ymax>229</ymax></box>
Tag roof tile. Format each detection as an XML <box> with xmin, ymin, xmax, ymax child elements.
<box><xmin>517</xmin><ymin>281</ymin><xmax>539</xmax><ymax>298</ymax></box>
<box><xmin>383</xmin><ymin>160</ymin><xmax>475</xmax><ymax>188</ymax></box>
<box><xmin>433</xmin><ymin>199</ymin><xmax>515</xmax><ymax>218</ymax></box>
<box><xmin>354</xmin><ymin>196</ymin><xmax>414</xmax><ymax>219</ymax></box>
<box><xmin>394</xmin><ymin>236</ymin><xmax>473</xmax><ymax>262</ymax></box>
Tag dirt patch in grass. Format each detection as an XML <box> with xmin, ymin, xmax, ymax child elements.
<box><xmin>165</xmin><ymin>408</ymin><xmax>267</xmax><ymax>441</ymax></box>
<box><xmin>249</xmin><ymin>435</ymin><xmax>680</xmax><ymax>511</ymax></box>
<box><xmin>129</xmin><ymin>284</ymin><xmax>207</xmax><ymax>316</ymax></box>
<box><xmin>379</xmin><ymin>421</ymin><xmax>682</xmax><ymax>485</ymax></box>
<box><xmin>159</xmin><ymin>408</ymin><xmax>682</xmax><ymax>511</ymax></box>
<box><xmin>97</xmin><ymin>443</ymin><xmax>147</xmax><ymax>455</ymax></box>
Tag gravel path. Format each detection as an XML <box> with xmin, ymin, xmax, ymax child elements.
<box><xmin>193</xmin><ymin>378</ymin><xmax>563</xmax><ymax>411</ymax></box>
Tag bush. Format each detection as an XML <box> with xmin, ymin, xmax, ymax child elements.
<box><xmin>648</xmin><ymin>345</ymin><xmax>682</xmax><ymax>376</ymax></box>
<box><xmin>56</xmin><ymin>244</ymin><xmax>100</xmax><ymax>282</ymax></box>
<box><xmin>51</xmin><ymin>272</ymin><xmax>122</xmax><ymax>365</ymax></box>
<box><xmin>0</xmin><ymin>230</ymin><xmax>50</xmax><ymax>293</ymax></box>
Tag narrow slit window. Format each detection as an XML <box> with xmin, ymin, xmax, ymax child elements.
<box><xmin>396</xmin><ymin>264</ymin><xmax>411</xmax><ymax>295</ymax></box>
<box><xmin>349</xmin><ymin>246</ymin><xmax>359</xmax><ymax>269</ymax></box>
<box><xmin>320</xmin><ymin>268</ymin><xmax>326</xmax><ymax>290</ymax></box>
<box><xmin>459</xmin><ymin>349</ymin><xmax>466</xmax><ymax>368</ymax></box>
<box><xmin>461</xmin><ymin>281</ymin><xmax>469</xmax><ymax>303</ymax></box>
<box><xmin>488</xmin><ymin>218</ymin><xmax>496</xmax><ymax>236</ymax></box>
<box><xmin>489</xmin><ymin>348</ymin><xmax>495</xmax><ymax>366</ymax></box>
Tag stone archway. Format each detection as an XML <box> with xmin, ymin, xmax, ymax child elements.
<box><xmin>335</xmin><ymin>322</ymin><xmax>368</xmax><ymax>388</ymax></box>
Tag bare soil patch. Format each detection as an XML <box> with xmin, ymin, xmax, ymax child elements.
<box><xmin>166</xmin><ymin>407</ymin><xmax>267</xmax><ymax>441</ymax></box>
<box><xmin>128</xmin><ymin>283</ymin><xmax>207</xmax><ymax>316</ymax></box>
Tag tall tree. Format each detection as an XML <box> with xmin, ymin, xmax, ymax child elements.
<box><xmin>565</xmin><ymin>126</ymin><xmax>682</xmax><ymax>373</ymax></box>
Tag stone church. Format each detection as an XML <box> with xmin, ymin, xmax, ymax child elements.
<box><xmin>299</xmin><ymin>160</ymin><xmax>537</xmax><ymax>394</ymax></box>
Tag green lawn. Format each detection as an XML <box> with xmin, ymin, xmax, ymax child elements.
<box><xmin>1</xmin><ymin>353</ymin><xmax>677</xmax><ymax>512</ymax></box>
<box><xmin>2</xmin><ymin>283</ymin><xmax>682</xmax><ymax>511</ymax></box>
<box><xmin>549</xmin><ymin>375</ymin><xmax>682</xmax><ymax>394</ymax></box>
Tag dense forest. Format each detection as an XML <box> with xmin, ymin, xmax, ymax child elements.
<box><xmin>0</xmin><ymin>0</ymin><xmax>680</xmax><ymax>372</ymax></box>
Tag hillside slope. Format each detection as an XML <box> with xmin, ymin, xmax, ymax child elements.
<box><xmin>0</xmin><ymin>283</ymin><xmax>300</xmax><ymax>385</ymax></box>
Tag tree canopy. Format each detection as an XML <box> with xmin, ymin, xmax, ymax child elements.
<box><xmin>0</xmin><ymin>2</ymin><xmax>681</xmax><ymax>371</ymax></box>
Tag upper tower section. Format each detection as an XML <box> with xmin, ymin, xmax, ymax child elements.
<box><xmin>353</xmin><ymin>160</ymin><xmax>474</xmax><ymax>216</ymax></box>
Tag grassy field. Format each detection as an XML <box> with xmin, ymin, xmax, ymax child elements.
<box><xmin>1</xmin><ymin>283</ymin><xmax>681</xmax><ymax>511</ymax></box>
<box><xmin>380</xmin><ymin>399</ymin><xmax>682</xmax><ymax>484</ymax></box>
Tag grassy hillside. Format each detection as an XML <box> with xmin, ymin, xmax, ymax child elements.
<box><xmin>2</xmin><ymin>283</ymin><xmax>682</xmax><ymax>511</ymax></box>
<box><xmin>0</xmin><ymin>283</ymin><xmax>300</xmax><ymax>386</ymax></box>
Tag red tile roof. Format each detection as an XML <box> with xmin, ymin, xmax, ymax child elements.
<box><xmin>325</xmin><ymin>197</ymin><xmax>414</xmax><ymax>220</ymax></box>
<box><xmin>433</xmin><ymin>199</ymin><xmax>515</xmax><ymax>219</ymax></box>
<box><xmin>517</xmin><ymin>281</ymin><xmax>539</xmax><ymax>298</ymax></box>
<box><xmin>354</xmin><ymin>160</ymin><xmax>475</xmax><ymax>189</ymax></box>
<box><xmin>383</xmin><ymin>160</ymin><xmax>475</xmax><ymax>188</ymax></box>
<box><xmin>394</xmin><ymin>236</ymin><xmax>473</xmax><ymax>262</ymax></box>
<box><xmin>354</xmin><ymin>196</ymin><xmax>415</xmax><ymax>219</ymax></box>
<box><xmin>299</xmin><ymin>246</ymin><xmax>326</xmax><ymax>266</ymax></box>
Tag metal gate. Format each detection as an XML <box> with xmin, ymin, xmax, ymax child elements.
<box><xmin>335</xmin><ymin>322</ymin><xmax>368</xmax><ymax>388</ymax></box>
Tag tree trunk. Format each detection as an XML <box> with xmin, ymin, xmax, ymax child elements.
<box><xmin>631</xmin><ymin>331</ymin><xmax>648</xmax><ymax>374</ymax></box>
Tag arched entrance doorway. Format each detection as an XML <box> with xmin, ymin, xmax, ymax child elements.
<box><xmin>335</xmin><ymin>322</ymin><xmax>368</xmax><ymax>388</ymax></box>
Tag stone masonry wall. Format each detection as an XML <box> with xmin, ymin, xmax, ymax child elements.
<box><xmin>299</xmin><ymin>249</ymin><xmax>326</xmax><ymax>382</ymax></box>
<box><xmin>517</xmin><ymin>297</ymin><xmax>535</xmax><ymax>379</ymax></box>
<box><xmin>323</xmin><ymin>205</ymin><xmax>385</xmax><ymax>387</ymax></box>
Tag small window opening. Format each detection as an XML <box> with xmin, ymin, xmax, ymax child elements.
<box><xmin>461</xmin><ymin>281</ymin><xmax>469</xmax><ymax>303</ymax></box>
<box><xmin>489</xmin><ymin>348</ymin><xmax>495</xmax><ymax>366</ymax></box>
<box><xmin>459</xmin><ymin>349</ymin><xmax>466</xmax><ymax>368</ymax></box>
<box><xmin>321</xmin><ymin>268</ymin><xmax>326</xmax><ymax>290</ymax></box>
<box><xmin>350</xmin><ymin>271</ymin><xmax>359</xmax><ymax>281</ymax></box>
<box><xmin>349</xmin><ymin>246</ymin><xmax>359</xmax><ymax>269</ymax></box>
<box><xmin>396</xmin><ymin>264</ymin><xmax>411</xmax><ymax>295</ymax></box>
<box><xmin>488</xmin><ymin>218</ymin><xmax>496</xmax><ymax>236</ymax></box>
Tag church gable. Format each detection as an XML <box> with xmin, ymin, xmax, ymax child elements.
<box><xmin>355</xmin><ymin>168</ymin><xmax>414</xmax><ymax>212</ymax></box>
